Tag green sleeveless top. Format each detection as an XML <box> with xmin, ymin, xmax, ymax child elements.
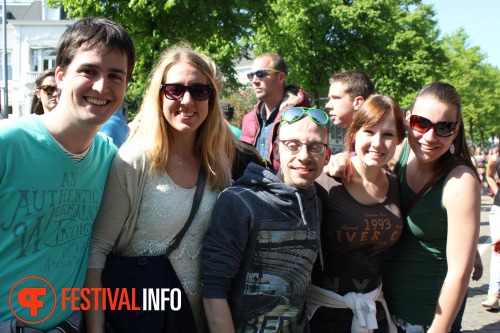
<box><xmin>383</xmin><ymin>141</ymin><xmax>449</xmax><ymax>325</ymax></box>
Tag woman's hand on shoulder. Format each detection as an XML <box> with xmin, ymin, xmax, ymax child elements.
<box><xmin>324</xmin><ymin>152</ymin><xmax>353</xmax><ymax>182</ymax></box>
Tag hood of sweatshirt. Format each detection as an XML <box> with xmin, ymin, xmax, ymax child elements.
<box><xmin>234</xmin><ymin>162</ymin><xmax>324</xmax><ymax>268</ymax></box>
<box><xmin>234</xmin><ymin>163</ymin><xmax>317</xmax><ymax>222</ymax></box>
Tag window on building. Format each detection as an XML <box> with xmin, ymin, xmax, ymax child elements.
<box><xmin>0</xmin><ymin>53</ymin><xmax>12</xmax><ymax>80</ymax></box>
<box><xmin>44</xmin><ymin>7</ymin><xmax>63</xmax><ymax>20</ymax></box>
<box><xmin>31</xmin><ymin>48</ymin><xmax>57</xmax><ymax>73</ymax></box>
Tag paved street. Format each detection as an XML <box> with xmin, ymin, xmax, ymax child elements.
<box><xmin>461</xmin><ymin>194</ymin><xmax>500</xmax><ymax>332</ymax></box>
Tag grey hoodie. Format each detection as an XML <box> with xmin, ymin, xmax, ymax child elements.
<box><xmin>202</xmin><ymin>163</ymin><xmax>321</xmax><ymax>333</ymax></box>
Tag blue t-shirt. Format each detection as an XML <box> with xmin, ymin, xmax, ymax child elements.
<box><xmin>230</xmin><ymin>125</ymin><xmax>242</xmax><ymax>139</ymax></box>
<box><xmin>255</xmin><ymin>104</ymin><xmax>279</xmax><ymax>161</ymax></box>
<box><xmin>98</xmin><ymin>109</ymin><xmax>129</xmax><ymax>148</ymax></box>
<box><xmin>0</xmin><ymin>115</ymin><xmax>117</xmax><ymax>330</ymax></box>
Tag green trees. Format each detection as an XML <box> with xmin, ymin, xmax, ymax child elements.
<box><xmin>51</xmin><ymin>0</ymin><xmax>500</xmax><ymax>142</ymax></box>
<box><xmin>249</xmin><ymin>0</ymin><xmax>445</xmax><ymax>107</ymax></box>
<box><xmin>51</xmin><ymin>0</ymin><xmax>261</xmax><ymax>117</ymax></box>
<box><xmin>440</xmin><ymin>29</ymin><xmax>500</xmax><ymax>147</ymax></box>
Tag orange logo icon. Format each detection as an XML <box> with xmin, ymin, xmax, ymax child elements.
<box><xmin>9</xmin><ymin>276</ymin><xmax>56</xmax><ymax>325</ymax></box>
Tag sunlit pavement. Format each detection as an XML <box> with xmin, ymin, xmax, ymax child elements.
<box><xmin>461</xmin><ymin>194</ymin><xmax>500</xmax><ymax>332</ymax></box>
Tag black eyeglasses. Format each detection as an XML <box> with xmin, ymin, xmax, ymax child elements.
<box><xmin>160</xmin><ymin>83</ymin><xmax>212</xmax><ymax>101</ymax></box>
<box><xmin>246</xmin><ymin>69</ymin><xmax>281</xmax><ymax>81</ymax></box>
<box><xmin>39</xmin><ymin>85</ymin><xmax>57</xmax><ymax>96</ymax></box>
<box><xmin>280</xmin><ymin>107</ymin><xmax>329</xmax><ymax>126</ymax></box>
<box><xmin>279</xmin><ymin>140</ymin><xmax>328</xmax><ymax>155</ymax></box>
<box><xmin>409</xmin><ymin>115</ymin><xmax>459</xmax><ymax>137</ymax></box>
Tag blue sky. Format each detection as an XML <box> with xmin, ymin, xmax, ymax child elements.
<box><xmin>422</xmin><ymin>0</ymin><xmax>500</xmax><ymax>68</ymax></box>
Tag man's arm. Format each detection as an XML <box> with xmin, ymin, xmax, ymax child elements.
<box><xmin>203</xmin><ymin>299</ymin><xmax>235</xmax><ymax>333</ymax></box>
<box><xmin>202</xmin><ymin>189</ymin><xmax>251</xmax><ymax>332</ymax></box>
<box><xmin>485</xmin><ymin>155</ymin><xmax>498</xmax><ymax>194</ymax></box>
<box><xmin>84</xmin><ymin>269</ymin><xmax>105</xmax><ymax>333</ymax></box>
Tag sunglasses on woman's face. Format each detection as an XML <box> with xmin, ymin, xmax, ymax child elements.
<box><xmin>39</xmin><ymin>85</ymin><xmax>57</xmax><ymax>96</ymax></box>
<box><xmin>409</xmin><ymin>115</ymin><xmax>458</xmax><ymax>137</ymax></box>
<box><xmin>160</xmin><ymin>83</ymin><xmax>212</xmax><ymax>101</ymax></box>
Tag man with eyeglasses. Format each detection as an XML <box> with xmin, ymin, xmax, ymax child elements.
<box><xmin>241</xmin><ymin>53</ymin><xmax>311</xmax><ymax>171</ymax></box>
<box><xmin>0</xmin><ymin>18</ymin><xmax>134</xmax><ymax>331</ymax></box>
<box><xmin>202</xmin><ymin>107</ymin><xmax>331</xmax><ymax>333</ymax></box>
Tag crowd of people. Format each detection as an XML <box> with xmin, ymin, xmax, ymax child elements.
<box><xmin>0</xmin><ymin>15</ymin><xmax>497</xmax><ymax>333</ymax></box>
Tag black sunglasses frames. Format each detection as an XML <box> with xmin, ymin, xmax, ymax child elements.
<box><xmin>409</xmin><ymin>115</ymin><xmax>458</xmax><ymax>137</ymax></box>
<box><xmin>246</xmin><ymin>69</ymin><xmax>281</xmax><ymax>81</ymax></box>
<box><xmin>160</xmin><ymin>84</ymin><xmax>212</xmax><ymax>101</ymax></box>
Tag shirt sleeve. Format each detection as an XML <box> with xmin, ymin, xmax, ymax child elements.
<box><xmin>87</xmin><ymin>149</ymin><xmax>136</xmax><ymax>269</ymax></box>
<box><xmin>201</xmin><ymin>188</ymin><xmax>253</xmax><ymax>299</ymax></box>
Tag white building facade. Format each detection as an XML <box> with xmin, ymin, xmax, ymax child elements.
<box><xmin>0</xmin><ymin>0</ymin><xmax>75</xmax><ymax>117</ymax></box>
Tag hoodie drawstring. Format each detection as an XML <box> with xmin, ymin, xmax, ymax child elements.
<box><xmin>295</xmin><ymin>191</ymin><xmax>324</xmax><ymax>271</ymax></box>
<box><xmin>295</xmin><ymin>191</ymin><xmax>307</xmax><ymax>226</ymax></box>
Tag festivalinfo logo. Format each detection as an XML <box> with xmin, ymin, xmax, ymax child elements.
<box><xmin>9</xmin><ymin>276</ymin><xmax>182</xmax><ymax>324</ymax></box>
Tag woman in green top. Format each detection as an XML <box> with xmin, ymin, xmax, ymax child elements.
<box><xmin>327</xmin><ymin>82</ymin><xmax>481</xmax><ymax>332</ymax></box>
<box><xmin>383</xmin><ymin>82</ymin><xmax>482</xmax><ymax>332</ymax></box>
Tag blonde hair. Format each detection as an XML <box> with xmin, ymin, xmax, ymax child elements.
<box><xmin>128</xmin><ymin>44</ymin><xmax>235</xmax><ymax>191</ymax></box>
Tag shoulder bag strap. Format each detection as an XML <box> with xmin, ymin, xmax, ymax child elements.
<box><xmin>402</xmin><ymin>159</ymin><xmax>468</xmax><ymax>217</ymax></box>
<box><xmin>164</xmin><ymin>168</ymin><xmax>206</xmax><ymax>258</ymax></box>
<box><xmin>402</xmin><ymin>179</ymin><xmax>436</xmax><ymax>217</ymax></box>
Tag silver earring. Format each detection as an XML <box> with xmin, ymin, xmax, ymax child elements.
<box><xmin>450</xmin><ymin>144</ymin><xmax>455</xmax><ymax>154</ymax></box>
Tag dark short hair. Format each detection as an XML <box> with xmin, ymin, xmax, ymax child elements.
<box><xmin>56</xmin><ymin>17</ymin><xmax>135</xmax><ymax>82</ymax></box>
<box><xmin>329</xmin><ymin>70</ymin><xmax>374</xmax><ymax>100</ymax></box>
<box><xmin>255</xmin><ymin>53</ymin><xmax>287</xmax><ymax>76</ymax></box>
<box><xmin>220</xmin><ymin>102</ymin><xmax>234</xmax><ymax>121</ymax></box>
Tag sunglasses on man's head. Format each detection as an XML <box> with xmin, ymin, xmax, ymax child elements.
<box><xmin>409</xmin><ymin>115</ymin><xmax>458</xmax><ymax>137</ymax></box>
<box><xmin>39</xmin><ymin>85</ymin><xmax>57</xmax><ymax>96</ymax></box>
<box><xmin>280</xmin><ymin>107</ymin><xmax>330</xmax><ymax>126</ymax></box>
<box><xmin>246</xmin><ymin>69</ymin><xmax>281</xmax><ymax>81</ymax></box>
<box><xmin>160</xmin><ymin>83</ymin><xmax>212</xmax><ymax>101</ymax></box>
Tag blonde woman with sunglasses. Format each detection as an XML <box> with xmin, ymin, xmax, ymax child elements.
<box><xmin>31</xmin><ymin>68</ymin><xmax>58</xmax><ymax>115</ymax></box>
<box><xmin>85</xmin><ymin>44</ymin><xmax>243</xmax><ymax>333</ymax></box>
